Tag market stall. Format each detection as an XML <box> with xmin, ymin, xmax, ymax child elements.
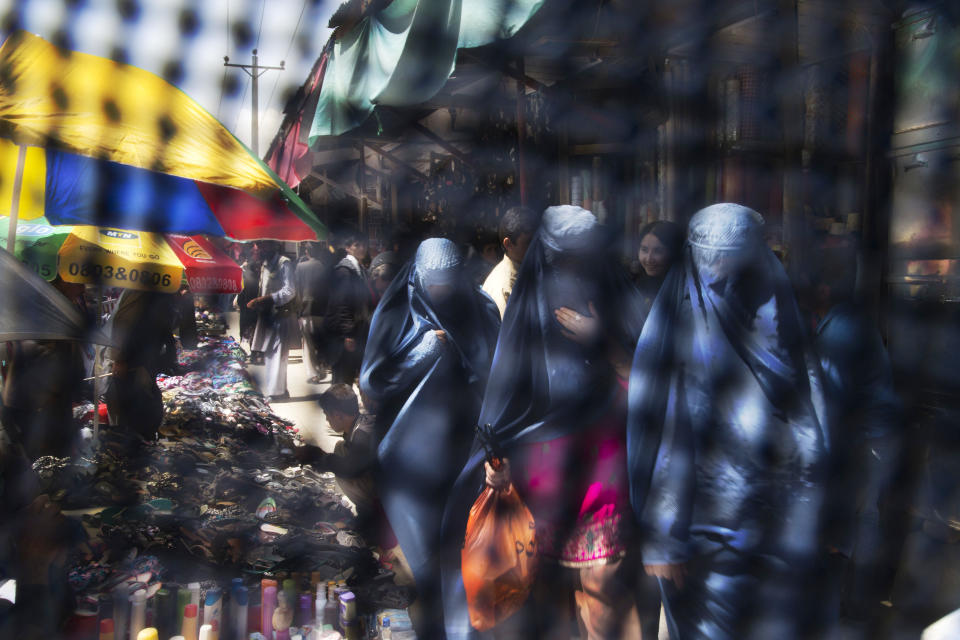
<box><xmin>40</xmin><ymin>334</ymin><xmax>414</xmax><ymax>639</ymax></box>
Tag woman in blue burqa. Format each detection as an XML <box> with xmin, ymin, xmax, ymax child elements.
<box><xmin>627</xmin><ymin>203</ymin><xmax>831</xmax><ymax>639</ymax></box>
<box><xmin>442</xmin><ymin>205</ymin><xmax>659</xmax><ymax>639</ymax></box>
<box><xmin>359</xmin><ymin>237</ymin><xmax>501</xmax><ymax>638</ymax></box>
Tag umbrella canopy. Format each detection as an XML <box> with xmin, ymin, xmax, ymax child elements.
<box><xmin>165</xmin><ymin>234</ymin><xmax>243</xmax><ymax>294</ymax></box>
<box><xmin>0</xmin><ymin>246</ymin><xmax>110</xmax><ymax>344</ymax></box>
<box><xmin>1</xmin><ymin>217</ymin><xmax>243</xmax><ymax>294</ymax></box>
<box><xmin>0</xmin><ymin>31</ymin><xmax>325</xmax><ymax>241</ymax></box>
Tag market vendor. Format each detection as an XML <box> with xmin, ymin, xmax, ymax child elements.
<box><xmin>295</xmin><ymin>384</ymin><xmax>377</xmax><ymax>520</ymax></box>
<box><xmin>106</xmin><ymin>290</ymin><xmax>176</xmax><ymax>438</ymax></box>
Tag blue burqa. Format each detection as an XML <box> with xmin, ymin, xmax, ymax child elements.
<box><xmin>627</xmin><ymin>204</ymin><xmax>831</xmax><ymax>639</ymax></box>
<box><xmin>359</xmin><ymin>238</ymin><xmax>500</xmax><ymax>637</ymax></box>
<box><xmin>441</xmin><ymin>206</ymin><xmax>648</xmax><ymax>639</ymax></box>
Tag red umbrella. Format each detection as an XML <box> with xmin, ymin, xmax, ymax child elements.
<box><xmin>165</xmin><ymin>235</ymin><xmax>243</xmax><ymax>294</ymax></box>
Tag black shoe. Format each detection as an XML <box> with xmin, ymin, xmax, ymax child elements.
<box><xmin>269</xmin><ymin>391</ymin><xmax>290</xmax><ymax>401</ymax></box>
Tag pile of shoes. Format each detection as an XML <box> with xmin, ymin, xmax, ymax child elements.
<box><xmin>195</xmin><ymin>307</ymin><xmax>229</xmax><ymax>335</ymax></box>
<box><xmin>50</xmin><ymin>335</ymin><xmax>411</xmax><ymax>613</ymax></box>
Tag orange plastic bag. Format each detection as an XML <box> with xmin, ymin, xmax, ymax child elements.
<box><xmin>461</xmin><ymin>462</ymin><xmax>538</xmax><ymax>631</ymax></box>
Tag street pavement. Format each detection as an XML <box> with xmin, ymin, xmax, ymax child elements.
<box><xmin>224</xmin><ymin>311</ymin><xmax>340</xmax><ymax>452</ymax></box>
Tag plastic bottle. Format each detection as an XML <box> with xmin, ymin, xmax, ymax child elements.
<box><xmin>314</xmin><ymin>585</ymin><xmax>326</xmax><ymax>637</ymax></box>
<box><xmin>198</xmin><ymin>623</ymin><xmax>213</xmax><ymax>640</ymax></box>
<box><xmin>154</xmin><ymin>588</ymin><xmax>175</xmax><ymax>640</ymax></box>
<box><xmin>272</xmin><ymin>590</ymin><xmax>294</xmax><ymax>640</ymax></box>
<box><xmin>112</xmin><ymin>585</ymin><xmax>130</xmax><ymax>640</ymax></box>
<box><xmin>99</xmin><ymin>619</ymin><xmax>115</xmax><ymax>640</ymax></box>
<box><xmin>381</xmin><ymin>617</ymin><xmax>391</xmax><ymax>640</ymax></box>
<box><xmin>98</xmin><ymin>594</ymin><xmax>113</xmax><ymax>630</ymax></box>
<box><xmin>247</xmin><ymin>586</ymin><xmax>262</xmax><ymax>634</ymax></box>
<box><xmin>261</xmin><ymin>585</ymin><xmax>277</xmax><ymax>640</ymax></box>
<box><xmin>337</xmin><ymin>592</ymin><xmax>356</xmax><ymax>629</ymax></box>
<box><xmin>232</xmin><ymin>585</ymin><xmax>248</xmax><ymax>640</ymax></box>
<box><xmin>297</xmin><ymin>593</ymin><xmax>312</xmax><ymax>629</ymax></box>
<box><xmin>204</xmin><ymin>588</ymin><xmax>223</xmax><ymax>633</ymax></box>
<box><xmin>188</xmin><ymin>583</ymin><xmax>202</xmax><ymax>609</ymax></box>
<box><xmin>177</xmin><ymin>588</ymin><xmax>192</xmax><ymax>631</ymax></box>
<box><xmin>136</xmin><ymin>628</ymin><xmax>158</xmax><ymax>640</ymax></box>
<box><xmin>322</xmin><ymin>585</ymin><xmax>338</xmax><ymax>629</ymax></box>
<box><xmin>282</xmin><ymin>580</ymin><xmax>296</xmax><ymax>608</ymax></box>
<box><xmin>129</xmin><ymin>590</ymin><xmax>147</xmax><ymax>640</ymax></box>
<box><xmin>181</xmin><ymin>604</ymin><xmax>199</xmax><ymax>640</ymax></box>
<box><xmin>261</xmin><ymin>579</ymin><xmax>278</xmax><ymax>599</ymax></box>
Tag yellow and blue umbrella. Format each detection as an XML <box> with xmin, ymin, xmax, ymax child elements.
<box><xmin>0</xmin><ymin>31</ymin><xmax>325</xmax><ymax>242</ymax></box>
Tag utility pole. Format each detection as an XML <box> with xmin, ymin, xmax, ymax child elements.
<box><xmin>224</xmin><ymin>49</ymin><xmax>284</xmax><ymax>157</ymax></box>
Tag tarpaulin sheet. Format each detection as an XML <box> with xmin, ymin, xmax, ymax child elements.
<box><xmin>308</xmin><ymin>0</ymin><xmax>543</xmax><ymax>140</ymax></box>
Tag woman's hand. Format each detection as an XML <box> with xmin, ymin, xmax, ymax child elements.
<box><xmin>644</xmin><ymin>563</ymin><xmax>687</xmax><ymax>589</ymax></box>
<box><xmin>434</xmin><ymin>330</ymin><xmax>447</xmax><ymax>344</ymax></box>
<box><xmin>484</xmin><ymin>458</ymin><xmax>511</xmax><ymax>490</ymax></box>
<box><xmin>554</xmin><ymin>302</ymin><xmax>601</xmax><ymax>345</ymax></box>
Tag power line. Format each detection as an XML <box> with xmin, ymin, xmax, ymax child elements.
<box><xmin>217</xmin><ymin>0</ymin><xmax>231</xmax><ymax>120</ymax></box>
<box><xmin>266</xmin><ymin>0</ymin><xmax>308</xmax><ymax>113</ymax></box>
<box><xmin>226</xmin><ymin>52</ymin><xmax>284</xmax><ymax>156</ymax></box>
<box><xmin>234</xmin><ymin>74</ymin><xmax>250</xmax><ymax>135</ymax></box>
<box><xmin>216</xmin><ymin>66</ymin><xmax>228</xmax><ymax>119</ymax></box>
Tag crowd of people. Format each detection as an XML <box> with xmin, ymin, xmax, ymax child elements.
<box><xmin>0</xmin><ymin>201</ymin><xmax>902</xmax><ymax>639</ymax></box>
<box><xmin>228</xmin><ymin>202</ymin><xmax>900</xmax><ymax>639</ymax></box>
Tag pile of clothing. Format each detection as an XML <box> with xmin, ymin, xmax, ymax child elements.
<box><xmin>176</xmin><ymin>336</ymin><xmax>247</xmax><ymax>369</ymax></box>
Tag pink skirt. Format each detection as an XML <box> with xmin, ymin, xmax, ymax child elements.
<box><xmin>515</xmin><ymin>379</ymin><xmax>631</xmax><ymax>568</ymax></box>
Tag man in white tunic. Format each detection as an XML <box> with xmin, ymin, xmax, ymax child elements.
<box><xmin>482</xmin><ymin>206</ymin><xmax>538</xmax><ymax>318</ymax></box>
<box><xmin>248</xmin><ymin>241</ymin><xmax>298</xmax><ymax>399</ymax></box>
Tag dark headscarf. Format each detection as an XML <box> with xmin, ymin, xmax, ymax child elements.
<box><xmin>627</xmin><ymin>203</ymin><xmax>829</xmax><ymax>566</ymax></box>
<box><xmin>441</xmin><ymin>206</ymin><xmax>647</xmax><ymax>639</ymax></box>
<box><xmin>476</xmin><ymin>205</ymin><xmax>647</xmax><ymax>446</ymax></box>
<box><xmin>360</xmin><ymin>238</ymin><xmax>500</xmax><ymax>637</ymax></box>
<box><xmin>369</xmin><ymin>250</ymin><xmax>402</xmax><ymax>275</ymax></box>
<box><xmin>361</xmin><ymin>239</ymin><xmax>500</xmax><ymax>401</ymax></box>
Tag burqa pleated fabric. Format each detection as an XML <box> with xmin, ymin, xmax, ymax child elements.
<box><xmin>441</xmin><ymin>206</ymin><xmax>648</xmax><ymax>639</ymax></box>
<box><xmin>627</xmin><ymin>203</ymin><xmax>830</xmax><ymax>640</ymax></box>
<box><xmin>359</xmin><ymin>238</ymin><xmax>501</xmax><ymax>637</ymax></box>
